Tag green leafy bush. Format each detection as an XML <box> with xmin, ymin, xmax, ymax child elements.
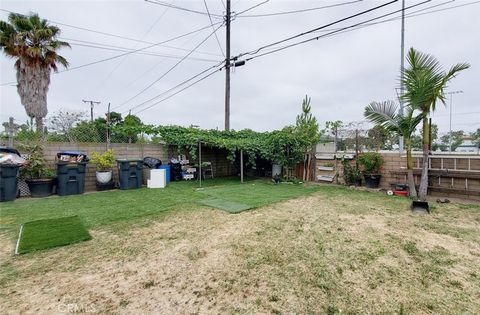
<box><xmin>342</xmin><ymin>158</ymin><xmax>361</xmax><ymax>185</ymax></box>
<box><xmin>19</xmin><ymin>143</ymin><xmax>55</xmax><ymax>179</ymax></box>
<box><xmin>90</xmin><ymin>149</ymin><xmax>116</xmax><ymax>171</ymax></box>
<box><xmin>357</xmin><ymin>152</ymin><xmax>384</xmax><ymax>175</ymax></box>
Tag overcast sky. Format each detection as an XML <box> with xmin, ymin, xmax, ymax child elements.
<box><xmin>1</xmin><ymin>0</ymin><xmax>479</xmax><ymax>135</ymax></box>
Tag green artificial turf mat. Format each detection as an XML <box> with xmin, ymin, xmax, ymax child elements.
<box><xmin>15</xmin><ymin>215</ymin><xmax>91</xmax><ymax>254</ymax></box>
<box><xmin>199</xmin><ymin>198</ymin><xmax>252</xmax><ymax>214</ymax></box>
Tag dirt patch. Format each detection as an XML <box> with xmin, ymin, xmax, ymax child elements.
<box><xmin>1</xmin><ymin>191</ymin><xmax>479</xmax><ymax>314</ymax></box>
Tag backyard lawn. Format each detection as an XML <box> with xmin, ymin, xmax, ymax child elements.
<box><xmin>1</xmin><ymin>179</ymin><xmax>479</xmax><ymax>314</ymax></box>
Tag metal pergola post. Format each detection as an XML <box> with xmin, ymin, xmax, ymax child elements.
<box><xmin>240</xmin><ymin>149</ymin><xmax>244</xmax><ymax>183</ymax></box>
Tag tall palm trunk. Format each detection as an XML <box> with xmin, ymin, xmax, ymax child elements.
<box><xmin>16</xmin><ymin>59</ymin><xmax>50</xmax><ymax>132</ymax></box>
<box><xmin>418</xmin><ymin>117</ymin><xmax>429</xmax><ymax>201</ymax></box>
<box><xmin>405</xmin><ymin>137</ymin><xmax>417</xmax><ymax>199</ymax></box>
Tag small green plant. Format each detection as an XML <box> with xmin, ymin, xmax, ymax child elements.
<box><xmin>19</xmin><ymin>143</ymin><xmax>55</xmax><ymax>180</ymax></box>
<box><xmin>357</xmin><ymin>152</ymin><xmax>384</xmax><ymax>175</ymax></box>
<box><xmin>323</xmin><ymin>162</ymin><xmax>335</xmax><ymax>167</ymax></box>
<box><xmin>90</xmin><ymin>149</ymin><xmax>115</xmax><ymax>171</ymax></box>
<box><xmin>342</xmin><ymin>158</ymin><xmax>361</xmax><ymax>185</ymax></box>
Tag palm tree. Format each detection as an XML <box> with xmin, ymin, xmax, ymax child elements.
<box><xmin>401</xmin><ymin>48</ymin><xmax>469</xmax><ymax>201</ymax></box>
<box><xmin>365</xmin><ymin>100</ymin><xmax>423</xmax><ymax>199</ymax></box>
<box><xmin>0</xmin><ymin>12</ymin><xmax>70</xmax><ymax>132</ymax></box>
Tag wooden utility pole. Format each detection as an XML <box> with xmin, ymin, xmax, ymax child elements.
<box><xmin>82</xmin><ymin>100</ymin><xmax>101</xmax><ymax>122</ymax></box>
<box><xmin>224</xmin><ymin>0</ymin><xmax>231</xmax><ymax>131</ymax></box>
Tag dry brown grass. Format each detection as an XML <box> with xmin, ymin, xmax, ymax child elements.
<box><xmin>1</xmin><ymin>187</ymin><xmax>479</xmax><ymax>314</ymax></box>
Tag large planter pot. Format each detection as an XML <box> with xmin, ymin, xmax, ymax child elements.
<box><xmin>26</xmin><ymin>178</ymin><xmax>54</xmax><ymax>198</ymax></box>
<box><xmin>364</xmin><ymin>174</ymin><xmax>381</xmax><ymax>188</ymax></box>
<box><xmin>96</xmin><ymin>170</ymin><xmax>112</xmax><ymax>184</ymax></box>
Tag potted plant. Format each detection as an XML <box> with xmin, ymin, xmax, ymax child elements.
<box><xmin>342</xmin><ymin>158</ymin><xmax>362</xmax><ymax>186</ymax></box>
<box><xmin>357</xmin><ymin>152</ymin><xmax>384</xmax><ymax>188</ymax></box>
<box><xmin>20</xmin><ymin>143</ymin><xmax>55</xmax><ymax>197</ymax></box>
<box><xmin>90</xmin><ymin>149</ymin><xmax>115</xmax><ymax>184</ymax></box>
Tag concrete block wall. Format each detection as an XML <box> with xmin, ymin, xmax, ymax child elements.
<box><xmin>42</xmin><ymin>142</ymin><xmax>167</xmax><ymax>191</ymax></box>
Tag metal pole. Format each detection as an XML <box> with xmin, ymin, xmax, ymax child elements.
<box><xmin>449</xmin><ymin>94</ymin><xmax>453</xmax><ymax>152</ymax></box>
<box><xmin>224</xmin><ymin>0</ymin><xmax>231</xmax><ymax>131</ymax></box>
<box><xmin>240</xmin><ymin>149</ymin><xmax>244</xmax><ymax>183</ymax></box>
<box><xmin>107</xmin><ymin>102</ymin><xmax>111</xmax><ymax>149</ymax></box>
<box><xmin>398</xmin><ymin>0</ymin><xmax>406</xmax><ymax>153</ymax></box>
<box><xmin>199</xmin><ymin>140</ymin><xmax>202</xmax><ymax>188</ymax></box>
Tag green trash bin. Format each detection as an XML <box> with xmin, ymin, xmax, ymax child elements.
<box><xmin>0</xmin><ymin>164</ymin><xmax>19</xmax><ymax>202</ymax></box>
<box><xmin>117</xmin><ymin>159</ymin><xmax>143</xmax><ymax>190</ymax></box>
<box><xmin>56</xmin><ymin>162</ymin><xmax>88</xmax><ymax>196</ymax></box>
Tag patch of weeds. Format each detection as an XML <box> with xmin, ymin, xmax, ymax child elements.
<box><xmin>355</xmin><ymin>243</ymin><xmax>386</xmax><ymax>265</ymax></box>
<box><xmin>119</xmin><ymin>299</ymin><xmax>129</xmax><ymax>307</ymax></box>
<box><xmin>323</xmin><ymin>305</ymin><xmax>341</xmax><ymax>315</ymax></box>
<box><xmin>447</xmin><ymin>279</ymin><xmax>463</xmax><ymax>289</ymax></box>
<box><xmin>268</xmin><ymin>294</ymin><xmax>280</xmax><ymax>302</ymax></box>
<box><xmin>403</xmin><ymin>241</ymin><xmax>420</xmax><ymax>256</ymax></box>
<box><xmin>424</xmin><ymin>247</ymin><xmax>457</xmax><ymax>267</ymax></box>
<box><xmin>142</xmin><ymin>279</ymin><xmax>156</xmax><ymax>289</ymax></box>
<box><xmin>0</xmin><ymin>261</ymin><xmax>19</xmax><ymax>287</ymax></box>
<box><xmin>420</xmin><ymin>263</ymin><xmax>446</xmax><ymax>287</ymax></box>
<box><xmin>186</xmin><ymin>247</ymin><xmax>207</xmax><ymax>261</ymax></box>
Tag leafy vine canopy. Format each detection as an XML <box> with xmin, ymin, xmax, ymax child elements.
<box><xmin>114</xmin><ymin>124</ymin><xmax>314</xmax><ymax>167</ymax></box>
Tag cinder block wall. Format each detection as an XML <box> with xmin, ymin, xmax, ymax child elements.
<box><xmin>42</xmin><ymin>142</ymin><xmax>167</xmax><ymax>191</ymax></box>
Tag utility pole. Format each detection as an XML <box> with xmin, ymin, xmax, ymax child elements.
<box><xmin>82</xmin><ymin>100</ymin><xmax>101</xmax><ymax>122</ymax></box>
<box><xmin>447</xmin><ymin>90</ymin><xmax>463</xmax><ymax>152</ymax></box>
<box><xmin>224</xmin><ymin>0</ymin><xmax>231</xmax><ymax>131</ymax></box>
<box><xmin>398</xmin><ymin>0</ymin><xmax>406</xmax><ymax>153</ymax></box>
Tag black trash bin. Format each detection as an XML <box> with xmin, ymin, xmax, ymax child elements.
<box><xmin>117</xmin><ymin>159</ymin><xmax>143</xmax><ymax>190</ymax></box>
<box><xmin>56</xmin><ymin>151</ymin><xmax>89</xmax><ymax>196</ymax></box>
<box><xmin>57</xmin><ymin>162</ymin><xmax>88</xmax><ymax>196</ymax></box>
<box><xmin>0</xmin><ymin>164</ymin><xmax>19</xmax><ymax>202</ymax></box>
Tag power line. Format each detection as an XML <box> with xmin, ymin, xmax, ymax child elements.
<box><xmin>135</xmin><ymin>68</ymin><xmax>222</xmax><ymax>115</ymax></box>
<box><xmin>126</xmin><ymin>62</ymin><xmax>224</xmax><ymax>114</ymax></box>
<box><xmin>114</xmin><ymin>23</ymin><xmax>224</xmax><ymax>110</ymax></box>
<box><xmin>235</xmin><ymin>0</ymin><xmax>399</xmax><ymax>59</ymax></box>
<box><xmin>0</xmin><ymin>8</ymin><xmax>220</xmax><ymax>57</ymax></box>
<box><xmin>144</xmin><ymin>0</ymin><xmax>223</xmax><ymax>18</ymax></box>
<box><xmin>203</xmin><ymin>0</ymin><xmax>225</xmax><ymax>57</ymax></box>
<box><xmin>235</xmin><ymin>0</ymin><xmax>270</xmax><ymax>16</ymax></box>
<box><xmin>242</xmin><ymin>0</ymin><xmax>430</xmax><ymax>62</ymax></box>
<box><xmin>93</xmin><ymin>1</ymin><xmax>174</xmax><ymax>94</ymax></box>
<box><xmin>237</xmin><ymin>0</ymin><xmax>362</xmax><ymax>18</ymax></box>
<box><xmin>65</xmin><ymin>40</ymin><xmax>220</xmax><ymax>62</ymax></box>
<box><xmin>59</xmin><ymin>22</ymin><xmax>222</xmax><ymax>73</ymax></box>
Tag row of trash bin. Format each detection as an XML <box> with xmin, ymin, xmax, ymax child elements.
<box><xmin>0</xmin><ymin>147</ymin><xmax>168</xmax><ymax>202</ymax></box>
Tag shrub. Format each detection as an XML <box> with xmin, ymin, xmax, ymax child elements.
<box><xmin>19</xmin><ymin>143</ymin><xmax>55</xmax><ymax>179</ymax></box>
<box><xmin>357</xmin><ymin>152</ymin><xmax>384</xmax><ymax>175</ymax></box>
<box><xmin>90</xmin><ymin>149</ymin><xmax>116</xmax><ymax>171</ymax></box>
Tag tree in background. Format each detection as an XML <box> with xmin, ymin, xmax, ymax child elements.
<box><xmin>48</xmin><ymin>110</ymin><xmax>86</xmax><ymax>134</ymax></box>
<box><xmin>472</xmin><ymin>128</ymin><xmax>480</xmax><ymax>148</ymax></box>
<box><xmin>0</xmin><ymin>13</ymin><xmax>70</xmax><ymax>132</ymax></box>
<box><xmin>325</xmin><ymin>120</ymin><xmax>343</xmax><ymax>151</ymax></box>
<box><xmin>364</xmin><ymin>100</ymin><xmax>422</xmax><ymax>198</ymax></box>
<box><xmin>401</xmin><ymin>47</ymin><xmax>469</xmax><ymax>201</ymax></box>
<box><xmin>366</xmin><ymin>125</ymin><xmax>394</xmax><ymax>151</ymax></box>
<box><xmin>295</xmin><ymin>95</ymin><xmax>321</xmax><ymax>181</ymax></box>
<box><xmin>440</xmin><ymin>130</ymin><xmax>464</xmax><ymax>151</ymax></box>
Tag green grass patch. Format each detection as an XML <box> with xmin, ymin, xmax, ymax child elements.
<box><xmin>1</xmin><ymin>178</ymin><xmax>322</xmax><ymax>238</ymax></box>
<box><xmin>16</xmin><ymin>216</ymin><xmax>91</xmax><ymax>254</ymax></box>
<box><xmin>199</xmin><ymin>198</ymin><xmax>252</xmax><ymax>213</ymax></box>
